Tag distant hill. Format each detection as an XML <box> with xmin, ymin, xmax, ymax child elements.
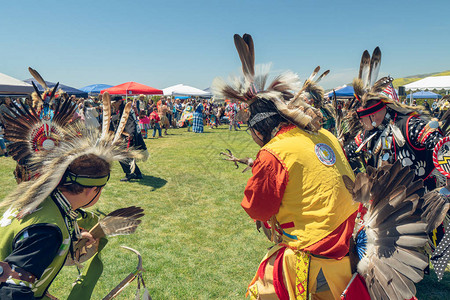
<box><xmin>392</xmin><ymin>70</ymin><xmax>450</xmax><ymax>88</ymax></box>
<box><xmin>324</xmin><ymin>70</ymin><xmax>450</xmax><ymax>94</ymax></box>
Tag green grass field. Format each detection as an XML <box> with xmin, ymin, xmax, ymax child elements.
<box><xmin>1</xmin><ymin>125</ymin><xmax>449</xmax><ymax>299</ymax></box>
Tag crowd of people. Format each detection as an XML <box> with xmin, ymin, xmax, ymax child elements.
<box><xmin>133</xmin><ymin>96</ymin><xmax>249</xmax><ymax>135</ymax></box>
<box><xmin>0</xmin><ymin>93</ymin><xmax>253</xmax><ymax>184</ymax></box>
<box><xmin>0</xmin><ymin>36</ymin><xmax>450</xmax><ymax>299</ymax></box>
<box><xmin>0</xmin><ymin>93</ymin><xmax>252</xmax><ymax>157</ymax></box>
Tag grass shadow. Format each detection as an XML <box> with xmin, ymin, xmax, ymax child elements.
<box><xmin>191</xmin><ymin>131</ymin><xmax>214</xmax><ymax>134</ymax></box>
<box><xmin>137</xmin><ymin>175</ymin><xmax>168</xmax><ymax>190</ymax></box>
<box><xmin>210</xmin><ymin>126</ymin><xmax>247</xmax><ymax>131</ymax></box>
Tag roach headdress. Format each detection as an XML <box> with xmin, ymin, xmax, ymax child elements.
<box><xmin>2</xmin><ymin>76</ymin><xmax>143</xmax><ymax>217</ymax></box>
<box><xmin>212</xmin><ymin>34</ymin><xmax>328</xmax><ymax>132</ymax></box>
<box><xmin>348</xmin><ymin>48</ymin><xmax>424</xmax><ymax>124</ymax></box>
<box><xmin>28</xmin><ymin>67</ymin><xmax>62</xmax><ymax>119</ymax></box>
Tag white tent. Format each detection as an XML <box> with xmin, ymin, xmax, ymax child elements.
<box><xmin>403</xmin><ymin>75</ymin><xmax>450</xmax><ymax>91</ymax></box>
<box><xmin>163</xmin><ymin>84</ymin><xmax>212</xmax><ymax>97</ymax></box>
<box><xmin>0</xmin><ymin>72</ymin><xmax>34</xmax><ymax>94</ymax></box>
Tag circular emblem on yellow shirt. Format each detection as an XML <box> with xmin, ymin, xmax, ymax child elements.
<box><xmin>315</xmin><ymin>143</ymin><xmax>336</xmax><ymax>166</ymax></box>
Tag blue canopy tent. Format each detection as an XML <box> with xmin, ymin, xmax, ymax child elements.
<box><xmin>80</xmin><ymin>84</ymin><xmax>113</xmax><ymax>95</ymax></box>
<box><xmin>326</xmin><ymin>86</ymin><xmax>355</xmax><ymax>98</ymax></box>
<box><xmin>24</xmin><ymin>78</ymin><xmax>88</xmax><ymax>98</ymax></box>
<box><xmin>406</xmin><ymin>91</ymin><xmax>442</xmax><ymax>99</ymax></box>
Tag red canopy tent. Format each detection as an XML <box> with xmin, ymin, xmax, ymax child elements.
<box><xmin>100</xmin><ymin>82</ymin><xmax>163</xmax><ymax>97</ymax></box>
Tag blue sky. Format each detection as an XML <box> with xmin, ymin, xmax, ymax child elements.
<box><xmin>1</xmin><ymin>0</ymin><xmax>449</xmax><ymax>90</ymax></box>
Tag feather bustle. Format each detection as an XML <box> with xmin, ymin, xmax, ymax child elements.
<box><xmin>353</xmin><ymin>162</ymin><xmax>438</xmax><ymax>299</ymax></box>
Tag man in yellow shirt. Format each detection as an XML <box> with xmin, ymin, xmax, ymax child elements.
<box><xmin>214</xmin><ymin>33</ymin><xmax>358</xmax><ymax>299</ymax></box>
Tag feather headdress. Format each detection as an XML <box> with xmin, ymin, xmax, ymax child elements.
<box><xmin>352</xmin><ymin>48</ymin><xmax>386</xmax><ymax>105</ymax></box>
<box><xmin>212</xmin><ymin>34</ymin><xmax>328</xmax><ymax>132</ymax></box>
<box><xmin>343</xmin><ymin>47</ymin><xmax>430</xmax><ymax>143</ymax></box>
<box><xmin>4</xmin><ymin>69</ymin><xmax>78</xmax><ymax>182</ymax></box>
<box><xmin>28</xmin><ymin>67</ymin><xmax>61</xmax><ymax>115</ymax></box>
<box><xmin>346</xmin><ymin>47</ymin><xmax>391</xmax><ymax>120</ymax></box>
<box><xmin>1</xmin><ymin>86</ymin><xmax>142</xmax><ymax>217</ymax></box>
<box><xmin>66</xmin><ymin>206</ymin><xmax>145</xmax><ymax>265</ymax></box>
<box><xmin>349</xmin><ymin>48</ymin><xmax>426</xmax><ymax>120</ymax></box>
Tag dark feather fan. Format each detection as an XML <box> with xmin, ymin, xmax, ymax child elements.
<box><xmin>73</xmin><ymin>206</ymin><xmax>144</xmax><ymax>252</ymax></box>
<box><xmin>344</xmin><ymin>160</ymin><xmax>448</xmax><ymax>299</ymax></box>
<box><xmin>68</xmin><ymin>206</ymin><xmax>145</xmax><ymax>265</ymax></box>
<box><xmin>86</xmin><ymin>206</ymin><xmax>144</xmax><ymax>239</ymax></box>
